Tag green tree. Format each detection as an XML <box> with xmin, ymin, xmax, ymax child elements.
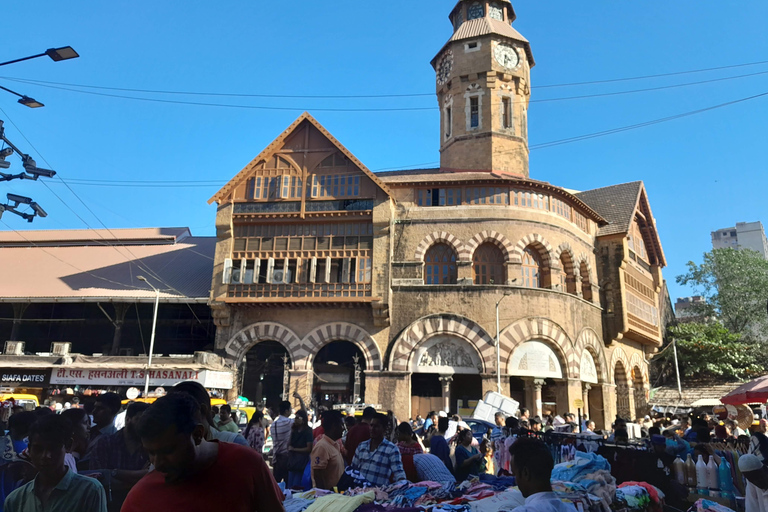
<box><xmin>654</xmin><ymin>322</ymin><xmax>764</xmax><ymax>384</ymax></box>
<box><xmin>677</xmin><ymin>248</ymin><xmax>768</xmax><ymax>341</ymax></box>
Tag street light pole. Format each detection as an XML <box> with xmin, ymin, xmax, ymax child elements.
<box><xmin>138</xmin><ymin>276</ymin><xmax>160</xmax><ymax>398</ymax></box>
<box><xmin>0</xmin><ymin>47</ymin><xmax>79</xmax><ymax>67</ymax></box>
<box><xmin>495</xmin><ymin>289</ymin><xmax>514</xmax><ymax>394</ymax></box>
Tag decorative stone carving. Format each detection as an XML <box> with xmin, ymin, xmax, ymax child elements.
<box><xmin>419</xmin><ymin>340</ymin><xmax>481</xmax><ymax>371</ymax></box>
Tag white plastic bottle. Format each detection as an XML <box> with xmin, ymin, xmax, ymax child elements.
<box><xmin>707</xmin><ymin>456</ymin><xmax>720</xmax><ymax>495</ymax></box>
<box><xmin>696</xmin><ymin>455</ymin><xmax>708</xmax><ymax>494</ymax></box>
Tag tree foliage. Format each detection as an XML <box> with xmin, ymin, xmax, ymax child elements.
<box><xmin>654</xmin><ymin>322</ymin><xmax>765</xmax><ymax>384</ymax></box>
<box><xmin>676</xmin><ymin>248</ymin><xmax>768</xmax><ymax>342</ymax></box>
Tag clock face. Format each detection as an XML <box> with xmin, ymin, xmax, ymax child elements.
<box><xmin>494</xmin><ymin>43</ymin><xmax>520</xmax><ymax>70</ymax></box>
<box><xmin>489</xmin><ymin>2</ymin><xmax>504</xmax><ymax>21</ymax></box>
<box><xmin>436</xmin><ymin>52</ymin><xmax>453</xmax><ymax>85</ymax></box>
<box><xmin>468</xmin><ymin>2</ymin><xmax>484</xmax><ymax>20</ymax></box>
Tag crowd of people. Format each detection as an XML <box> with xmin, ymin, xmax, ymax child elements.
<box><xmin>5</xmin><ymin>385</ymin><xmax>767</xmax><ymax>512</ymax></box>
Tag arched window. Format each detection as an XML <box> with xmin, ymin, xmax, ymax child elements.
<box><xmin>559</xmin><ymin>253</ymin><xmax>576</xmax><ymax>294</ymax></box>
<box><xmin>580</xmin><ymin>261</ymin><xmax>593</xmax><ymax>301</ymax></box>
<box><xmin>522</xmin><ymin>247</ymin><xmax>543</xmax><ymax>288</ymax></box>
<box><xmin>424</xmin><ymin>243</ymin><xmax>458</xmax><ymax>285</ymax></box>
<box><xmin>467</xmin><ymin>2</ymin><xmax>484</xmax><ymax>20</ymax></box>
<box><xmin>473</xmin><ymin>243</ymin><xmax>505</xmax><ymax>284</ymax></box>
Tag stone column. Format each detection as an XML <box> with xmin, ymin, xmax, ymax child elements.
<box><xmin>601</xmin><ymin>384</ymin><xmax>617</xmax><ymax>430</ymax></box>
<box><xmin>532</xmin><ymin>379</ymin><xmax>545</xmax><ymax>418</ymax></box>
<box><xmin>457</xmin><ymin>261</ymin><xmax>473</xmax><ymax>283</ymax></box>
<box><xmin>439</xmin><ymin>375</ymin><xmax>453</xmax><ymax>414</ymax></box>
<box><xmin>582</xmin><ymin>384</ymin><xmax>591</xmax><ymax>420</ymax></box>
<box><xmin>506</xmin><ymin>262</ymin><xmax>521</xmax><ymax>285</ymax></box>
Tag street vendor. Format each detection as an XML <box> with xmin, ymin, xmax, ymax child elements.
<box><xmin>508</xmin><ymin>437</ymin><xmax>577</xmax><ymax>512</ymax></box>
<box><xmin>739</xmin><ymin>454</ymin><xmax>768</xmax><ymax>512</ymax></box>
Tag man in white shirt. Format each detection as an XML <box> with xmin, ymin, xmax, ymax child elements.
<box><xmin>270</xmin><ymin>400</ymin><xmax>294</xmax><ymax>484</ymax></box>
<box><xmin>508</xmin><ymin>437</ymin><xmax>577</xmax><ymax>512</ymax></box>
<box><xmin>739</xmin><ymin>454</ymin><xmax>768</xmax><ymax>512</ymax></box>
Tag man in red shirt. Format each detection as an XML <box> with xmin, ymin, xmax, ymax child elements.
<box><xmin>344</xmin><ymin>406</ymin><xmax>375</xmax><ymax>465</ymax></box>
<box><xmin>121</xmin><ymin>394</ymin><xmax>284</xmax><ymax>512</ymax></box>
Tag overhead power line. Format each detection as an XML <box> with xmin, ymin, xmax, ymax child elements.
<box><xmin>3</xmin><ymin>58</ymin><xmax>768</xmax><ymax>98</ymax></box>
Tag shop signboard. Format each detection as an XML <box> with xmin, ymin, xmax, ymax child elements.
<box><xmin>50</xmin><ymin>368</ymin><xmax>233</xmax><ymax>389</ymax></box>
<box><xmin>0</xmin><ymin>368</ymin><xmax>51</xmax><ymax>387</ymax></box>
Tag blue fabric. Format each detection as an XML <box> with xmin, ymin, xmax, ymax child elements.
<box><xmin>413</xmin><ymin>454</ymin><xmax>455</xmax><ymax>485</ymax></box>
<box><xmin>429</xmin><ymin>435</ymin><xmax>453</xmax><ymax>472</ymax></box>
<box><xmin>551</xmin><ymin>451</ymin><xmax>611</xmax><ymax>482</ymax></box>
<box><xmin>478</xmin><ymin>472</ymin><xmax>516</xmax><ymax>491</ymax></box>
<box><xmin>301</xmin><ymin>460</ymin><xmax>312</xmax><ymax>490</ymax></box>
<box><xmin>351</xmin><ymin>439</ymin><xmax>406</xmax><ymax>486</ymax></box>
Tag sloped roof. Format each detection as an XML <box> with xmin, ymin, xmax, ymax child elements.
<box><xmin>0</xmin><ymin>227</ymin><xmax>190</xmax><ymax>247</ymax></box>
<box><xmin>575</xmin><ymin>182</ymin><xmax>643</xmax><ymax>237</ymax></box>
<box><xmin>650</xmin><ymin>381</ymin><xmax>745</xmax><ymax>408</ymax></box>
<box><xmin>208</xmin><ymin>112</ymin><xmax>393</xmax><ymax>204</ymax></box>
<box><xmin>0</xmin><ymin>228</ymin><xmax>215</xmax><ymax>302</ymax></box>
<box><xmin>433</xmin><ymin>17</ymin><xmax>535</xmax><ymax>67</ymax></box>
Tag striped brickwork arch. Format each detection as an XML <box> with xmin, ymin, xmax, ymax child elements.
<box><xmin>499</xmin><ymin>317</ymin><xmax>577</xmax><ymax>379</ymax></box>
<box><xmin>511</xmin><ymin>234</ymin><xmax>554</xmax><ymax>265</ymax></box>
<box><xmin>302</xmin><ymin>322</ymin><xmax>382</xmax><ymax>371</ymax></box>
<box><xmin>577</xmin><ymin>253</ymin><xmax>594</xmax><ymax>280</ymax></box>
<box><xmin>464</xmin><ymin>230</ymin><xmax>515</xmax><ymax>262</ymax></box>
<box><xmin>575</xmin><ymin>328</ymin><xmax>609</xmax><ymax>383</ymax></box>
<box><xmin>389</xmin><ymin>314</ymin><xmax>495</xmax><ymax>373</ymax></box>
<box><xmin>414</xmin><ymin>232</ymin><xmax>466</xmax><ymax>262</ymax></box>
<box><xmin>609</xmin><ymin>346</ymin><xmax>632</xmax><ymax>385</ymax></box>
<box><xmin>223</xmin><ymin>322</ymin><xmax>301</xmax><ymax>370</ymax></box>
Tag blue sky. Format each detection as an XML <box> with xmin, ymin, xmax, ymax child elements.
<box><xmin>0</xmin><ymin>1</ymin><xmax>766</xmax><ymax>303</ymax></box>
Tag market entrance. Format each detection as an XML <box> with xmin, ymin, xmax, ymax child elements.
<box><xmin>240</xmin><ymin>341</ymin><xmax>290</xmax><ymax>412</ymax></box>
<box><xmin>409</xmin><ymin>335</ymin><xmax>483</xmax><ymax>417</ymax></box>
<box><xmin>313</xmin><ymin>341</ymin><xmax>365</xmax><ymax>409</ymax></box>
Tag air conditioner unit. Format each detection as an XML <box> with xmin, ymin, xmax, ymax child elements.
<box><xmin>3</xmin><ymin>341</ymin><xmax>25</xmax><ymax>356</ymax></box>
<box><xmin>118</xmin><ymin>348</ymin><xmax>134</xmax><ymax>357</ymax></box>
<box><xmin>51</xmin><ymin>342</ymin><xmax>72</xmax><ymax>356</ymax></box>
<box><xmin>272</xmin><ymin>268</ymin><xmax>292</xmax><ymax>284</ymax></box>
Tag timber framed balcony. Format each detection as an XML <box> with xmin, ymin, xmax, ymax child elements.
<box><xmin>225</xmin><ymin>282</ymin><xmax>374</xmax><ymax>304</ymax></box>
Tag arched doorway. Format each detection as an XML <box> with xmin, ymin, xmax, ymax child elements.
<box><xmin>580</xmin><ymin>348</ymin><xmax>603</xmax><ymax>426</ymax></box>
<box><xmin>507</xmin><ymin>340</ymin><xmax>565</xmax><ymax>418</ymax></box>
<box><xmin>313</xmin><ymin>341</ymin><xmax>365</xmax><ymax>409</ymax></box>
<box><xmin>241</xmin><ymin>341</ymin><xmax>290</xmax><ymax>412</ymax></box>
<box><xmin>614</xmin><ymin>361</ymin><xmax>631</xmax><ymax>421</ymax></box>
<box><xmin>410</xmin><ymin>335</ymin><xmax>483</xmax><ymax>417</ymax></box>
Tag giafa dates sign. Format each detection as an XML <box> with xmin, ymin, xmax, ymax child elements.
<box><xmin>0</xmin><ymin>369</ymin><xmax>50</xmax><ymax>387</ymax></box>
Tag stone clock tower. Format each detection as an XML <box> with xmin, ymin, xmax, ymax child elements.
<box><xmin>431</xmin><ymin>0</ymin><xmax>534</xmax><ymax>177</ymax></box>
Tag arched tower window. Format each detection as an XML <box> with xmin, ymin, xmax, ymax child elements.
<box><xmin>473</xmin><ymin>243</ymin><xmax>505</xmax><ymax>285</ymax></box>
<box><xmin>559</xmin><ymin>252</ymin><xmax>576</xmax><ymax>294</ymax></box>
<box><xmin>489</xmin><ymin>2</ymin><xmax>504</xmax><ymax>20</ymax></box>
<box><xmin>467</xmin><ymin>2</ymin><xmax>484</xmax><ymax>20</ymax></box>
<box><xmin>424</xmin><ymin>243</ymin><xmax>458</xmax><ymax>285</ymax></box>
<box><xmin>522</xmin><ymin>247</ymin><xmax>543</xmax><ymax>288</ymax></box>
<box><xmin>580</xmin><ymin>261</ymin><xmax>593</xmax><ymax>302</ymax></box>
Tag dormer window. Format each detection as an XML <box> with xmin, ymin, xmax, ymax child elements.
<box><xmin>467</xmin><ymin>2</ymin><xmax>484</xmax><ymax>20</ymax></box>
<box><xmin>489</xmin><ymin>2</ymin><xmax>504</xmax><ymax>21</ymax></box>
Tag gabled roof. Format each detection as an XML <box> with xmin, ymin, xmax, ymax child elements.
<box><xmin>575</xmin><ymin>182</ymin><xmax>642</xmax><ymax>237</ymax></box>
<box><xmin>208</xmin><ymin>112</ymin><xmax>393</xmax><ymax>204</ymax></box>
<box><xmin>576</xmin><ymin>181</ymin><xmax>666</xmax><ymax>266</ymax></box>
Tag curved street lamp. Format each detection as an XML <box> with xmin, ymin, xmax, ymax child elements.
<box><xmin>0</xmin><ymin>46</ymin><xmax>79</xmax><ymax>107</ymax></box>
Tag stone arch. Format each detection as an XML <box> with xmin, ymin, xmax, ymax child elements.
<box><xmin>629</xmin><ymin>353</ymin><xmax>648</xmax><ymax>384</ymax></box>
<box><xmin>553</xmin><ymin>242</ymin><xmax>574</xmax><ymax>264</ymax></box>
<box><xmin>554</xmin><ymin>243</ymin><xmax>577</xmax><ymax>294</ymax></box>
<box><xmin>223</xmin><ymin>322</ymin><xmax>301</xmax><ymax>370</ymax></box>
<box><xmin>576</xmin><ymin>328</ymin><xmax>608</xmax><ymax>384</ymax></box>
<box><xmin>389</xmin><ymin>314</ymin><xmax>496</xmax><ymax>373</ymax></box>
<box><xmin>511</xmin><ymin>233</ymin><xmax>553</xmax><ymax>265</ymax></box>
<box><xmin>415</xmin><ymin>232</ymin><xmax>466</xmax><ymax>262</ymax></box>
<box><xmin>465</xmin><ymin>230</ymin><xmax>515</xmax><ymax>262</ymax></box>
<box><xmin>577</xmin><ymin>254</ymin><xmax>594</xmax><ymax>281</ymax></box>
<box><xmin>609</xmin><ymin>346</ymin><xmax>631</xmax><ymax>385</ymax></box>
<box><xmin>302</xmin><ymin>322</ymin><xmax>382</xmax><ymax>371</ymax></box>
<box><xmin>499</xmin><ymin>317</ymin><xmax>577</xmax><ymax>379</ymax></box>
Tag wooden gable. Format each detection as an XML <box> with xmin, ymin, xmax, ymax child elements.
<box><xmin>208</xmin><ymin>112</ymin><xmax>393</xmax><ymax>205</ymax></box>
<box><xmin>633</xmin><ymin>184</ymin><xmax>666</xmax><ymax>268</ymax></box>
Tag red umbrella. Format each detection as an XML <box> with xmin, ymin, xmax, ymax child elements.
<box><xmin>721</xmin><ymin>375</ymin><xmax>768</xmax><ymax>405</ymax></box>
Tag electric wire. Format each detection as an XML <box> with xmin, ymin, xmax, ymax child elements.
<box><xmin>4</xmin><ymin>57</ymin><xmax>768</xmax><ymax>97</ymax></box>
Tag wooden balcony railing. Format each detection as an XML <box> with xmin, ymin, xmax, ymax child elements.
<box><xmin>226</xmin><ymin>282</ymin><xmax>372</xmax><ymax>302</ymax></box>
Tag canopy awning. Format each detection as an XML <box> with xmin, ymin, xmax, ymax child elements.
<box><xmin>721</xmin><ymin>375</ymin><xmax>768</xmax><ymax>405</ymax></box>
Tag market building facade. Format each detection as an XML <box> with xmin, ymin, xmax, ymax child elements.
<box><xmin>208</xmin><ymin>0</ymin><xmax>667</xmax><ymax>427</ymax></box>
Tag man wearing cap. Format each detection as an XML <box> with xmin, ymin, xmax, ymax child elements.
<box><xmin>740</xmin><ymin>454</ymin><xmax>768</xmax><ymax>512</ymax></box>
